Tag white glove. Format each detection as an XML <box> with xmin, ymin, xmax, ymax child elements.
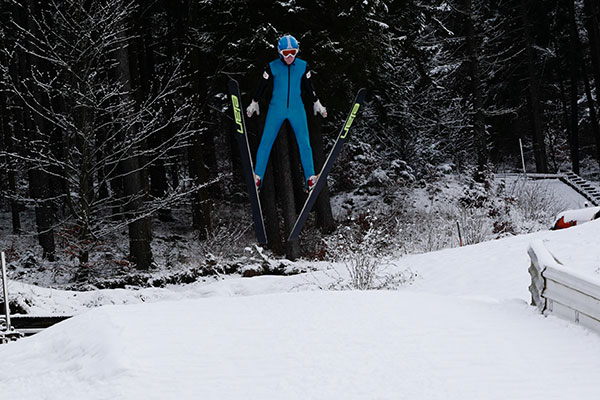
<box><xmin>246</xmin><ymin>100</ymin><xmax>260</xmax><ymax>117</ymax></box>
<box><xmin>313</xmin><ymin>99</ymin><xmax>327</xmax><ymax>117</ymax></box>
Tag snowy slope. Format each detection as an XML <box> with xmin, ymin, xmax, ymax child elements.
<box><xmin>2</xmin><ymin>291</ymin><xmax>600</xmax><ymax>399</ymax></box>
<box><xmin>397</xmin><ymin>219</ymin><xmax>600</xmax><ymax>299</ymax></box>
<box><xmin>498</xmin><ymin>175</ymin><xmax>590</xmax><ymax>210</ymax></box>
<box><xmin>540</xmin><ymin>178</ymin><xmax>591</xmax><ymax>209</ymax></box>
<box><xmin>1</xmin><ymin>221</ymin><xmax>600</xmax><ymax>399</ymax></box>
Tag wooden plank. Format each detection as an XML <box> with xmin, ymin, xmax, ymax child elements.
<box><xmin>10</xmin><ymin>315</ymin><xmax>71</xmax><ymax>329</ymax></box>
<box><xmin>577</xmin><ymin>312</ymin><xmax>600</xmax><ymax>334</ymax></box>
<box><xmin>529</xmin><ymin>285</ymin><xmax>545</xmax><ymax>310</ymax></box>
<box><xmin>528</xmin><ymin>263</ymin><xmax>544</xmax><ymax>293</ymax></box>
<box><xmin>545</xmin><ymin>279</ymin><xmax>600</xmax><ymax>321</ymax></box>
<box><xmin>14</xmin><ymin>328</ymin><xmax>44</xmax><ymax>336</ymax></box>
<box><xmin>529</xmin><ymin>239</ymin><xmax>600</xmax><ymax>332</ymax></box>
<box><xmin>526</xmin><ymin>173</ymin><xmax>564</xmax><ymax>179</ymax></box>
<box><xmin>546</xmin><ymin>300</ymin><xmax>575</xmax><ymax>322</ymax></box>
<box><xmin>546</xmin><ymin>300</ymin><xmax>600</xmax><ymax>334</ymax></box>
<box><xmin>528</xmin><ymin>245</ymin><xmax>547</xmax><ymax>312</ymax></box>
<box><xmin>527</xmin><ymin>245</ymin><xmax>544</xmax><ymax>272</ymax></box>
<box><xmin>544</xmin><ymin>264</ymin><xmax>600</xmax><ymax>301</ymax></box>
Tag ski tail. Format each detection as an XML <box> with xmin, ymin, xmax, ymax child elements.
<box><xmin>227</xmin><ymin>79</ymin><xmax>268</xmax><ymax>244</ymax></box>
<box><xmin>288</xmin><ymin>88</ymin><xmax>367</xmax><ymax>242</ymax></box>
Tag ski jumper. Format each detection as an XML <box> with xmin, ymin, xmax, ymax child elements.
<box><xmin>252</xmin><ymin>57</ymin><xmax>320</xmax><ymax>185</ymax></box>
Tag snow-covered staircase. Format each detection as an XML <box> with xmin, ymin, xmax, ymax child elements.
<box><xmin>561</xmin><ymin>172</ymin><xmax>600</xmax><ymax>206</ymax></box>
<box><xmin>498</xmin><ymin>170</ymin><xmax>600</xmax><ymax>206</ymax></box>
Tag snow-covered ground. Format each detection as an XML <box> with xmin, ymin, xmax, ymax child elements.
<box><xmin>538</xmin><ymin>178</ymin><xmax>593</xmax><ymax>209</ymax></box>
<box><xmin>499</xmin><ymin>175</ymin><xmax>590</xmax><ymax>211</ymax></box>
<box><xmin>2</xmin><ymin>218</ymin><xmax>600</xmax><ymax>399</ymax></box>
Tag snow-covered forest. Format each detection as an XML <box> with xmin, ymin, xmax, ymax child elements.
<box><xmin>2</xmin><ymin>2</ymin><xmax>600</xmax><ymax>398</ymax></box>
<box><xmin>1</xmin><ymin>0</ymin><xmax>599</xmax><ymax>278</ymax></box>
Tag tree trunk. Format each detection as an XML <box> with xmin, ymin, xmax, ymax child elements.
<box><xmin>110</xmin><ymin>167</ymin><xmax>125</xmax><ymax>221</ymax></box>
<box><xmin>462</xmin><ymin>0</ymin><xmax>488</xmax><ymax>170</ymax></box>
<box><xmin>273</xmin><ymin>123</ymin><xmax>300</xmax><ymax>260</ymax></box>
<box><xmin>138</xmin><ymin>3</ymin><xmax>172</xmax><ymax>222</ymax></box>
<box><xmin>577</xmin><ymin>0</ymin><xmax>600</xmax><ymax>166</ymax></box>
<box><xmin>521</xmin><ymin>0</ymin><xmax>548</xmax><ymax>173</ymax></box>
<box><xmin>23</xmin><ymin>0</ymin><xmax>56</xmax><ymax>259</ymax></box>
<box><xmin>48</xmin><ymin>95</ymin><xmax>66</xmax><ymax>208</ymax></box>
<box><xmin>124</xmin><ymin>7</ymin><xmax>152</xmax><ymax>242</ymax></box>
<box><xmin>188</xmin><ymin>138</ymin><xmax>212</xmax><ymax>238</ymax></box>
<box><xmin>96</xmin><ymin>127</ymin><xmax>110</xmax><ymax>201</ymax></box>
<box><xmin>579</xmin><ymin>49</ymin><xmax>600</xmax><ymax>169</ymax></box>
<box><xmin>556</xmin><ymin>68</ymin><xmax>579</xmax><ymax>173</ymax></box>
<box><xmin>184</xmin><ymin>1</ymin><xmax>217</xmax><ymax>175</ymax></box>
<box><xmin>116</xmin><ymin>32</ymin><xmax>153</xmax><ymax>270</ymax></box>
<box><xmin>287</xmin><ymin>127</ymin><xmax>307</xmax><ymax>214</ymax></box>
<box><xmin>74</xmin><ymin>109</ymin><xmax>93</xmax><ymax>265</ymax></box>
<box><xmin>261</xmin><ymin>160</ymin><xmax>284</xmax><ymax>254</ymax></box>
<box><xmin>566</xmin><ymin>0</ymin><xmax>581</xmax><ymax>174</ymax></box>
<box><xmin>27</xmin><ymin>170</ymin><xmax>56</xmax><ymax>261</ymax></box>
<box><xmin>0</xmin><ymin>84</ymin><xmax>21</xmax><ymax>234</ymax></box>
<box><xmin>251</xmin><ymin>117</ymin><xmax>283</xmax><ymax>254</ymax></box>
<box><xmin>3</xmin><ymin>10</ymin><xmax>22</xmax><ymax>234</ymax></box>
<box><xmin>583</xmin><ymin>0</ymin><xmax>600</xmax><ymax>101</ymax></box>
<box><xmin>187</xmin><ymin>0</ymin><xmax>213</xmax><ymax>236</ymax></box>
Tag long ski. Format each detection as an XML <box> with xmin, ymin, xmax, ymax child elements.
<box><xmin>227</xmin><ymin>79</ymin><xmax>267</xmax><ymax>244</ymax></box>
<box><xmin>288</xmin><ymin>88</ymin><xmax>367</xmax><ymax>242</ymax></box>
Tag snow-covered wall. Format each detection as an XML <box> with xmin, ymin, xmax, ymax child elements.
<box><xmin>528</xmin><ymin>240</ymin><xmax>600</xmax><ymax>334</ymax></box>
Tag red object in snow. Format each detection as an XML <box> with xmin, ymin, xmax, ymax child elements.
<box><xmin>552</xmin><ymin>216</ymin><xmax>577</xmax><ymax>230</ymax></box>
<box><xmin>551</xmin><ymin>206</ymin><xmax>600</xmax><ymax>230</ymax></box>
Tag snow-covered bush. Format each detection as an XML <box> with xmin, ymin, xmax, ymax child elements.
<box><xmin>392</xmin><ymin>202</ymin><xmax>490</xmax><ymax>253</ymax></box>
<box><xmin>389</xmin><ymin>159</ymin><xmax>416</xmax><ymax>184</ymax></box>
<box><xmin>336</xmin><ymin>256</ymin><xmax>416</xmax><ymax>290</ymax></box>
<box><xmin>196</xmin><ymin>222</ymin><xmax>249</xmax><ymax>260</ymax></box>
<box><xmin>457</xmin><ymin>206</ymin><xmax>493</xmax><ymax>245</ymax></box>
<box><xmin>369</xmin><ymin>171</ymin><xmax>565</xmax><ymax>256</ymax></box>
<box><xmin>323</xmin><ymin>219</ymin><xmax>416</xmax><ymax>290</ymax></box>
<box><xmin>501</xmin><ymin>178</ymin><xmax>566</xmax><ymax>225</ymax></box>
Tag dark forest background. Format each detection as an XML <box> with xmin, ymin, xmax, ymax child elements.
<box><xmin>1</xmin><ymin>0</ymin><xmax>599</xmax><ymax>268</ymax></box>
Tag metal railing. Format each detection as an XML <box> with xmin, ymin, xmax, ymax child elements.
<box><xmin>528</xmin><ymin>240</ymin><xmax>600</xmax><ymax>334</ymax></box>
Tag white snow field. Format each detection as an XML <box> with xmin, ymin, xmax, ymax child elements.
<box><xmin>1</xmin><ymin>221</ymin><xmax>600</xmax><ymax>399</ymax></box>
<box><xmin>540</xmin><ymin>178</ymin><xmax>591</xmax><ymax>209</ymax></box>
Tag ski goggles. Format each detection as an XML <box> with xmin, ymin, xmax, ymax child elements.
<box><xmin>280</xmin><ymin>48</ymin><xmax>298</xmax><ymax>58</ymax></box>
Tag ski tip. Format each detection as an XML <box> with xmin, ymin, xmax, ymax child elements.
<box><xmin>357</xmin><ymin>88</ymin><xmax>367</xmax><ymax>101</ymax></box>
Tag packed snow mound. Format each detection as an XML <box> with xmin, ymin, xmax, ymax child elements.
<box><xmin>2</xmin><ymin>291</ymin><xmax>600</xmax><ymax>399</ymax></box>
<box><xmin>552</xmin><ymin>206</ymin><xmax>600</xmax><ymax>229</ymax></box>
<box><xmin>542</xmin><ymin>218</ymin><xmax>600</xmax><ymax>275</ymax></box>
<box><xmin>0</xmin><ymin>307</ymin><xmax>132</xmax><ymax>398</ymax></box>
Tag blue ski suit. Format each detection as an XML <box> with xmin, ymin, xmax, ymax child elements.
<box><xmin>251</xmin><ymin>57</ymin><xmax>320</xmax><ymax>185</ymax></box>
